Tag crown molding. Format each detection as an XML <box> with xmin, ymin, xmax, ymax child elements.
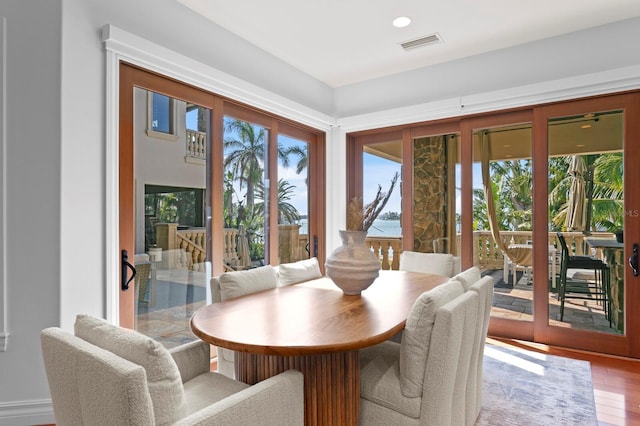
<box><xmin>337</xmin><ymin>64</ymin><xmax>640</xmax><ymax>132</ymax></box>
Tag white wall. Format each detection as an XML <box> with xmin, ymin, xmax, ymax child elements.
<box><xmin>334</xmin><ymin>17</ymin><xmax>640</xmax><ymax>117</ymax></box>
<box><xmin>134</xmin><ymin>90</ymin><xmax>205</xmax><ymax>192</ymax></box>
<box><xmin>0</xmin><ymin>0</ymin><xmax>639</xmax><ymax>424</ymax></box>
<box><xmin>0</xmin><ymin>1</ymin><xmax>62</xmax><ymax>422</ymax></box>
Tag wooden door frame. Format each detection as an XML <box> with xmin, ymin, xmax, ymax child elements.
<box><xmin>119</xmin><ymin>62</ymin><xmax>327</xmax><ymax>327</ymax></box>
<box><xmin>460</xmin><ymin>109</ymin><xmax>535</xmax><ymax>341</ymax></box>
<box><xmin>119</xmin><ymin>63</ymin><xmax>218</xmax><ymax>328</ymax></box>
<box><xmin>346</xmin><ymin>90</ymin><xmax>640</xmax><ymax>358</ymax></box>
<box><xmin>533</xmin><ymin>93</ymin><xmax>640</xmax><ymax>356</ymax></box>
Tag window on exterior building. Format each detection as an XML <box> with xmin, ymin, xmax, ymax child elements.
<box><xmin>146</xmin><ymin>91</ymin><xmax>178</xmax><ymax>141</ymax></box>
<box><xmin>152</xmin><ymin>93</ymin><xmax>171</xmax><ymax>133</ymax></box>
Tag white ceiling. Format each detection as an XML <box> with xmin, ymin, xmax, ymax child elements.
<box><xmin>177</xmin><ymin>0</ymin><xmax>640</xmax><ymax>88</ymax></box>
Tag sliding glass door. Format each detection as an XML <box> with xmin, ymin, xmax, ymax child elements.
<box><xmin>536</xmin><ymin>94</ymin><xmax>640</xmax><ymax>356</ymax></box>
<box><xmin>348</xmin><ymin>91</ymin><xmax>640</xmax><ymax>358</ymax></box>
<box><xmin>119</xmin><ymin>63</ymin><xmax>326</xmax><ymax>342</ymax></box>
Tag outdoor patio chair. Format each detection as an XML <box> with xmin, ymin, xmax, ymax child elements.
<box><xmin>556</xmin><ymin>232</ymin><xmax>611</xmax><ymax>325</ymax></box>
<box><xmin>134</xmin><ymin>254</ymin><xmax>152</xmax><ymax>305</ymax></box>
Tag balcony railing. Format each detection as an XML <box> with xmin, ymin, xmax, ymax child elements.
<box><xmin>473</xmin><ymin>230</ymin><xmax>615</xmax><ymax>269</ymax></box>
<box><xmin>154</xmin><ymin>222</ymin><xmax>614</xmax><ymax>273</ymax></box>
<box><xmin>366</xmin><ymin>237</ymin><xmax>403</xmax><ymax>270</ymax></box>
<box><xmin>186</xmin><ymin>129</ymin><xmax>206</xmax><ymax>160</ymax></box>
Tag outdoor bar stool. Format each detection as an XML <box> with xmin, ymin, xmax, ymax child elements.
<box><xmin>556</xmin><ymin>232</ymin><xmax>611</xmax><ymax>326</ymax></box>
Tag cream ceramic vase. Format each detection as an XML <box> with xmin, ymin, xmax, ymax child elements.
<box><xmin>325</xmin><ymin>230</ymin><xmax>380</xmax><ymax>295</ymax></box>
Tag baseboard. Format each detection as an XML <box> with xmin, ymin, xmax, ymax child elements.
<box><xmin>0</xmin><ymin>399</ymin><xmax>53</xmax><ymax>426</ymax></box>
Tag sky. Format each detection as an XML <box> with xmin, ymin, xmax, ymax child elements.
<box><xmin>277</xmin><ymin>135</ymin><xmax>308</xmax><ymax>215</ymax></box>
<box><xmin>363</xmin><ymin>153</ymin><xmax>401</xmax><ymax>214</ymax></box>
<box><xmin>189</xmin><ymin>110</ymin><xmax>487</xmax><ymax>220</ymax></box>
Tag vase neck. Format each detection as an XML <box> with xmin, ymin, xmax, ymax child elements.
<box><xmin>340</xmin><ymin>230</ymin><xmax>367</xmax><ymax>245</ymax></box>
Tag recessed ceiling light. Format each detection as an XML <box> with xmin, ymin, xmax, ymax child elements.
<box><xmin>393</xmin><ymin>16</ymin><xmax>411</xmax><ymax>28</ymax></box>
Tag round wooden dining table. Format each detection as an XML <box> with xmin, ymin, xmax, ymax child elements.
<box><xmin>190</xmin><ymin>270</ymin><xmax>450</xmax><ymax>426</ymax></box>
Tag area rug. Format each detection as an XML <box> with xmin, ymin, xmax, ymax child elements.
<box><xmin>476</xmin><ymin>344</ymin><xmax>597</xmax><ymax>425</ymax></box>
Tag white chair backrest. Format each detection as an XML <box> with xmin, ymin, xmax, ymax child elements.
<box><xmin>41</xmin><ymin>327</ymin><xmax>156</xmax><ymax>425</ymax></box>
<box><xmin>399</xmin><ymin>251</ymin><xmax>458</xmax><ymax>277</ymax></box>
<box><xmin>465</xmin><ymin>275</ymin><xmax>494</xmax><ymax>425</ymax></box>
<box><xmin>420</xmin><ymin>289</ymin><xmax>478</xmax><ymax>424</ymax></box>
<box><xmin>277</xmin><ymin>257</ymin><xmax>322</xmax><ymax>286</ymax></box>
<box><xmin>399</xmin><ymin>280</ymin><xmax>464</xmax><ymax>397</ymax></box>
<box><xmin>452</xmin><ymin>266</ymin><xmax>482</xmax><ymax>291</ymax></box>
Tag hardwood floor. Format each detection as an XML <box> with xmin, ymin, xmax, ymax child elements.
<box><xmin>488</xmin><ymin>337</ymin><xmax>640</xmax><ymax>425</ymax></box>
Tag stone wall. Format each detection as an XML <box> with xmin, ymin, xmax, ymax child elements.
<box><xmin>413</xmin><ymin>136</ymin><xmax>448</xmax><ymax>252</ymax></box>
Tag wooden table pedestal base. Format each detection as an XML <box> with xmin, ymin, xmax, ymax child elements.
<box><xmin>236</xmin><ymin>350</ymin><xmax>360</xmax><ymax>426</ymax></box>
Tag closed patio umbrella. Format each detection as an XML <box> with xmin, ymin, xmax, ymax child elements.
<box><xmin>237</xmin><ymin>224</ymin><xmax>251</xmax><ymax>268</ymax></box>
<box><xmin>565</xmin><ymin>155</ymin><xmax>587</xmax><ymax>232</ymax></box>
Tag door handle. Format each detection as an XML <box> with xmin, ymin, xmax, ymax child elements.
<box><xmin>122</xmin><ymin>249</ymin><xmax>136</xmax><ymax>290</ymax></box>
<box><xmin>313</xmin><ymin>235</ymin><xmax>318</xmax><ymax>258</ymax></box>
<box><xmin>629</xmin><ymin>243</ymin><xmax>639</xmax><ymax>277</ymax></box>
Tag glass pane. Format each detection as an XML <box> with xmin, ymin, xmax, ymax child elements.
<box><xmin>223</xmin><ymin>117</ymin><xmax>269</xmax><ymax>268</ymax></box>
<box><xmin>362</xmin><ymin>141</ymin><xmax>402</xmax><ymax>270</ymax></box>
<box><xmin>473</xmin><ymin>124</ymin><xmax>533</xmax><ymax>322</ymax></box>
<box><xmin>412</xmin><ymin>134</ymin><xmax>459</xmax><ymax>256</ymax></box>
<box><xmin>548</xmin><ymin>110</ymin><xmax>623</xmax><ymax>335</ymax></box>
<box><xmin>134</xmin><ymin>89</ymin><xmax>209</xmax><ymax>348</ymax></box>
<box><xmin>152</xmin><ymin>92</ymin><xmax>171</xmax><ymax>133</ymax></box>
<box><xmin>277</xmin><ymin>134</ymin><xmax>310</xmax><ymax>262</ymax></box>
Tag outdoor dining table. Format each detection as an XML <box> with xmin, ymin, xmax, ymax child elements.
<box><xmin>503</xmin><ymin>244</ymin><xmax>559</xmax><ymax>288</ymax></box>
<box><xmin>190</xmin><ymin>270</ymin><xmax>450</xmax><ymax>426</ymax></box>
<box><xmin>586</xmin><ymin>237</ymin><xmax>625</xmax><ymax>331</ymax></box>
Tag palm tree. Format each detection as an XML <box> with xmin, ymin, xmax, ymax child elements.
<box><xmin>487</xmin><ymin>159</ymin><xmax>533</xmax><ymax>231</ymax></box>
<box><xmin>254</xmin><ymin>178</ymin><xmax>301</xmax><ymax>224</ymax></box>
<box><xmin>472</xmin><ymin>187</ymin><xmax>489</xmax><ymax>230</ymax></box>
<box><xmin>590</xmin><ymin>153</ymin><xmax>623</xmax><ymax>231</ymax></box>
<box><xmin>283</xmin><ymin>144</ymin><xmax>308</xmax><ymax>175</ymax></box>
<box><xmin>224</xmin><ymin>119</ymin><xmax>292</xmax><ymax>214</ymax></box>
<box><xmin>549</xmin><ymin>153</ymin><xmax>623</xmax><ymax>232</ymax></box>
<box><xmin>223</xmin><ymin>119</ymin><xmax>266</xmax><ymax>213</ymax></box>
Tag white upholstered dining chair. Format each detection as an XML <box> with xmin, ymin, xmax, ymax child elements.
<box><xmin>399</xmin><ymin>251</ymin><xmax>461</xmax><ymax>277</ymax></box>
<box><xmin>359</xmin><ymin>270</ymin><xmax>493</xmax><ymax>426</ymax></box>
<box><xmin>41</xmin><ymin>314</ymin><xmax>303</xmax><ymax>426</ymax></box>
<box><xmin>209</xmin><ymin>258</ymin><xmax>322</xmax><ymax>378</ymax></box>
<box><xmin>453</xmin><ymin>268</ymin><xmax>494</xmax><ymax>424</ymax></box>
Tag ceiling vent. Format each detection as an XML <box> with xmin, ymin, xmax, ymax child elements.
<box><xmin>400</xmin><ymin>33</ymin><xmax>442</xmax><ymax>51</ymax></box>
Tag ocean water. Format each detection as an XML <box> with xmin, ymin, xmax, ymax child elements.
<box><xmin>366</xmin><ymin>219</ymin><xmax>402</xmax><ymax>237</ymax></box>
<box><xmin>297</xmin><ymin>219</ymin><xmax>402</xmax><ymax>237</ymax></box>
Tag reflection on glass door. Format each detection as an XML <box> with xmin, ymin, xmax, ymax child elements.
<box><xmin>472</xmin><ymin>124</ymin><xmax>534</xmax><ymax>323</ymax></box>
<box><xmin>547</xmin><ymin>110</ymin><xmax>623</xmax><ymax>335</ymax></box>
<box><xmin>277</xmin><ymin>134</ymin><xmax>311</xmax><ymax>263</ymax></box>
<box><xmin>223</xmin><ymin>117</ymin><xmax>269</xmax><ymax>267</ymax></box>
<box><xmin>133</xmin><ymin>88</ymin><xmax>209</xmax><ymax>348</ymax></box>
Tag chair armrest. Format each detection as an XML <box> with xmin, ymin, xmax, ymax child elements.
<box><xmin>174</xmin><ymin>370</ymin><xmax>304</xmax><ymax>426</ymax></box>
<box><xmin>170</xmin><ymin>340</ymin><xmax>211</xmax><ymax>383</ymax></box>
